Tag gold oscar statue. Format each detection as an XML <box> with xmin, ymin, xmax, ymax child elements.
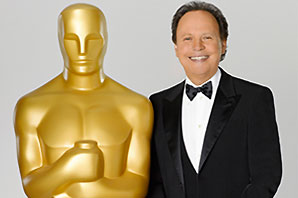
<box><xmin>13</xmin><ymin>4</ymin><xmax>153</xmax><ymax>198</ymax></box>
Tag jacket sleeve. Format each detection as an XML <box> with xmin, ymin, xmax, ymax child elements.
<box><xmin>146</xmin><ymin>95</ymin><xmax>166</xmax><ymax>198</ymax></box>
<box><xmin>242</xmin><ymin>87</ymin><xmax>282</xmax><ymax>198</ymax></box>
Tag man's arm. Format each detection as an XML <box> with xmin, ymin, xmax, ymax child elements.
<box><xmin>146</xmin><ymin>95</ymin><xmax>166</xmax><ymax>198</ymax></box>
<box><xmin>242</xmin><ymin>87</ymin><xmax>282</xmax><ymax>198</ymax></box>
<box><xmin>146</xmin><ymin>134</ymin><xmax>166</xmax><ymax>198</ymax></box>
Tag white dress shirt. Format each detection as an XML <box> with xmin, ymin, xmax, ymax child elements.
<box><xmin>182</xmin><ymin>68</ymin><xmax>221</xmax><ymax>173</ymax></box>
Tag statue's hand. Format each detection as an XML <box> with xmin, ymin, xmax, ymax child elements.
<box><xmin>60</xmin><ymin>140</ymin><xmax>104</xmax><ymax>182</ymax></box>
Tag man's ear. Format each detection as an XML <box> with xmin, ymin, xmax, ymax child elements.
<box><xmin>221</xmin><ymin>39</ymin><xmax>227</xmax><ymax>54</ymax></box>
<box><xmin>174</xmin><ymin>44</ymin><xmax>178</xmax><ymax>57</ymax></box>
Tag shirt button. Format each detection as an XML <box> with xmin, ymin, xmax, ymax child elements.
<box><xmin>199</xmin><ymin>96</ymin><xmax>203</xmax><ymax>100</ymax></box>
<box><xmin>198</xmin><ymin>124</ymin><xmax>201</xmax><ymax>128</ymax></box>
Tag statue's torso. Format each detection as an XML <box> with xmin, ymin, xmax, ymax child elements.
<box><xmin>39</xmin><ymin>93</ymin><xmax>132</xmax><ymax>171</ymax></box>
<box><xmin>16</xmin><ymin>75</ymin><xmax>151</xmax><ymax>197</ymax></box>
<box><xmin>29</xmin><ymin>86</ymin><xmax>143</xmax><ymax>196</ymax></box>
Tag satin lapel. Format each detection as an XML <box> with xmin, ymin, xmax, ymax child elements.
<box><xmin>198</xmin><ymin>69</ymin><xmax>241</xmax><ymax>173</ymax></box>
<box><xmin>162</xmin><ymin>81</ymin><xmax>185</xmax><ymax>186</ymax></box>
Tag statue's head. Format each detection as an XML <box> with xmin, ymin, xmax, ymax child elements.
<box><xmin>58</xmin><ymin>4</ymin><xmax>108</xmax><ymax>74</ymax></box>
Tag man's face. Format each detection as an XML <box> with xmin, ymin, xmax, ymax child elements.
<box><xmin>175</xmin><ymin>10</ymin><xmax>226</xmax><ymax>84</ymax></box>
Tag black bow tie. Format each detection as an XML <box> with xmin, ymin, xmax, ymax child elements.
<box><xmin>186</xmin><ymin>81</ymin><xmax>213</xmax><ymax>101</ymax></box>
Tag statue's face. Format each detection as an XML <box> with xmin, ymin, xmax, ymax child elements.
<box><xmin>59</xmin><ymin>7</ymin><xmax>106</xmax><ymax>74</ymax></box>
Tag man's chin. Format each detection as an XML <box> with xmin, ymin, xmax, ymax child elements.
<box><xmin>187</xmin><ymin>68</ymin><xmax>218</xmax><ymax>82</ymax></box>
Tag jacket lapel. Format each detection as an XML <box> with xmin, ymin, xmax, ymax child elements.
<box><xmin>161</xmin><ymin>69</ymin><xmax>241</xmax><ymax>180</ymax></box>
<box><xmin>198</xmin><ymin>69</ymin><xmax>241</xmax><ymax>173</ymax></box>
<box><xmin>162</xmin><ymin>81</ymin><xmax>185</xmax><ymax>187</ymax></box>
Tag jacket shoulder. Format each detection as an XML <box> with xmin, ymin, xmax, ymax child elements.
<box><xmin>230</xmin><ymin>74</ymin><xmax>273</xmax><ymax>96</ymax></box>
<box><xmin>149</xmin><ymin>81</ymin><xmax>184</xmax><ymax>102</ymax></box>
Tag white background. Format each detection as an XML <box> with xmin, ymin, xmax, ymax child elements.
<box><xmin>0</xmin><ymin>0</ymin><xmax>297</xmax><ymax>197</ymax></box>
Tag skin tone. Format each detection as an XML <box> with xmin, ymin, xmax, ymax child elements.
<box><xmin>175</xmin><ymin>10</ymin><xmax>227</xmax><ymax>85</ymax></box>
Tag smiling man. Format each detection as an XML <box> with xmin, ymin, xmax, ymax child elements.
<box><xmin>147</xmin><ymin>1</ymin><xmax>282</xmax><ymax>198</ymax></box>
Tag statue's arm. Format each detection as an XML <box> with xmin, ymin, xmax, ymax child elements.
<box><xmin>14</xmin><ymin>98</ymin><xmax>72</xmax><ymax>198</ymax></box>
<box><xmin>14</xmin><ymin>98</ymin><xmax>103</xmax><ymax>198</ymax></box>
<box><xmin>125</xmin><ymin>97</ymin><xmax>154</xmax><ymax>193</ymax></box>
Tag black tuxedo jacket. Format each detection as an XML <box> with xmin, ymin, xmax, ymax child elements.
<box><xmin>147</xmin><ymin>68</ymin><xmax>282</xmax><ymax>198</ymax></box>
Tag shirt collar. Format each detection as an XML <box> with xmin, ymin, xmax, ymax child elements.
<box><xmin>185</xmin><ymin>67</ymin><xmax>222</xmax><ymax>100</ymax></box>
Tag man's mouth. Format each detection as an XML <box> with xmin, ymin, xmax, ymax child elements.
<box><xmin>189</xmin><ymin>55</ymin><xmax>209</xmax><ymax>61</ymax></box>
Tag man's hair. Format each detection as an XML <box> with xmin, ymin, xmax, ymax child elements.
<box><xmin>171</xmin><ymin>1</ymin><xmax>228</xmax><ymax>61</ymax></box>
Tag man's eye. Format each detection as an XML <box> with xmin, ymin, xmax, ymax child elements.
<box><xmin>184</xmin><ymin>37</ymin><xmax>192</xmax><ymax>41</ymax></box>
<box><xmin>203</xmin><ymin>36</ymin><xmax>212</xmax><ymax>40</ymax></box>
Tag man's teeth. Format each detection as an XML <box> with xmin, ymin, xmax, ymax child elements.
<box><xmin>190</xmin><ymin>56</ymin><xmax>208</xmax><ymax>60</ymax></box>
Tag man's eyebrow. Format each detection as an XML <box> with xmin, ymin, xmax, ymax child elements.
<box><xmin>180</xmin><ymin>33</ymin><xmax>192</xmax><ymax>37</ymax></box>
<box><xmin>202</xmin><ymin>33</ymin><xmax>214</xmax><ymax>36</ymax></box>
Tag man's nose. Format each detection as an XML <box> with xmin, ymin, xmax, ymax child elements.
<box><xmin>193</xmin><ymin>39</ymin><xmax>205</xmax><ymax>51</ymax></box>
